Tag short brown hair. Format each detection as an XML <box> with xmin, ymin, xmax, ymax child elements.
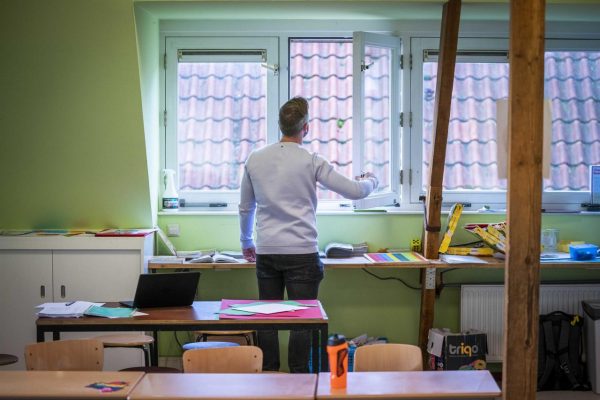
<box><xmin>279</xmin><ymin>97</ymin><xmax>309</xmax><ymax>137</ymax></box>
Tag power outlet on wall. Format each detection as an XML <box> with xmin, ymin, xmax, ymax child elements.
<box><xmin>167</xmin><ymin>224</ymin><xmax>180</xmax><ymax>237</ymax></box>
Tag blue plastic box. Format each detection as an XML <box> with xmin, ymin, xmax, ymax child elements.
<box><xmin>570</xmin><ymin>244</ymin><xmax>599</xmax><ymax>261</ymax></box>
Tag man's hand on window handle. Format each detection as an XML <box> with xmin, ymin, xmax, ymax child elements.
<box><xmin>243</xmin><ymin>246</ymin><xmax>256</xmax><ymax>262</ymax></box>
<box><xmin>356</xmin><ymin>171</ymin><xmax>379</xmax><ymax>190</ymax></box>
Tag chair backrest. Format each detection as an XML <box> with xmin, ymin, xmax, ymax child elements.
<box><xmin>183</xmin><ymin>346</ymin><xmax>263</xmax><ymax>373</ymax></box>
<box><xmin>353</xmin><ymin>343</ymin><xmax>423</xmax><ymax>372</ymax></box>
<box><xmin>25</xmin><ymin>339</ymin><xmax>104</xmax><ymax>371</ymax></box>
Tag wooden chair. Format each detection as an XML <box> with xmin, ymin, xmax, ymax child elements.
<box><xmin>24</xmin><ymin>339</ymin><xmax>104</xmax><ymax>371</ymax></box>
<box><xmin>353</xmin><ymin>343</ymin><xmax>423</xmax><ymax>372</ymax></box>
<box><xmin>94</xmin><ymin>333</ymin><xmax>154</xmax><ymax>367</ymax></box>
<box><xmin>194</xmin><ymin>330</ymin><xmax>257</xmax><ymax>346</ymax></box>
<box><xmin>183</xmin><ymin>346</ymin><xmax>263</xmax><ymax>373</ymax></box>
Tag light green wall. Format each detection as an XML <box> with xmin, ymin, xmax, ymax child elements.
<box><xmin>134</xmin><ymin>5</ymin><xmax>160</xmax><ymax>226</ymax></box>
<box><xmin>0</xmin><ymin>0</ymin><xmax>152</xmax><ymax>229</ymax></box>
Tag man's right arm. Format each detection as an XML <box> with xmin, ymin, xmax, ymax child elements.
<box><xmin>313</xmin><ymin>154</ymin><xmax>378</xmax><ymax>199</ymax></box>
<box><xmin>238</xmin><ymin>165</ymin><xmax>256</xmax><ymax>260</ymax></box>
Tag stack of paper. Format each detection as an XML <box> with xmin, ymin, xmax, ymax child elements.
<box><xmin>36</xmin><ymin>301</ymin><xmax>102</xmax><ymax>318</ymax></box>
<box><xmin>324</xmin><ymin>242</ymin><xmax>369</xmax><ymax>258</ymax></box>
<box><xmin>84</xmin><ymin>305</ymin><xmax>136</xmax><ymax>318</ymax></box>
<box><xmin>220</xmin><ymin>301</ymin><xmax>314</xmax><ymax>316</ymax></box>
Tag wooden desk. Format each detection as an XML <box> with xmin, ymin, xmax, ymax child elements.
<box><xmin>129</xmin><ymin>372</ymin><xmax>317</xmax><ymax>399</ymax></box>
<box><xmin>36</xmin><ymin>301</ymin><xmax>329</xmax><ymax>372</ymax></box>
<box><xmin>0</xmin><ymin>370</ymin><xmax>144</xmax><ymax>399</ymax></box>
<box><xmin>149</xmin><ymin>257</ymin><xmax>600</xmax><ymax>270</ymax></box>
<box><xmin>316</xmin><ymin>370</ymin><xmax>501</xmax><ymax>399</ymax></box>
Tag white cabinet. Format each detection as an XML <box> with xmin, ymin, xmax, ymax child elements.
<box><xmin>0</xmin><ymin>235</ymin><xmax>153</xmax><ymax>370</ymax></box>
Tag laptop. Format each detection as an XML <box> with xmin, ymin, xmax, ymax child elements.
<box><xmin>119</xmin><ymin>272</ymin><xmax>201</xmax><ymax>308</ymax></box>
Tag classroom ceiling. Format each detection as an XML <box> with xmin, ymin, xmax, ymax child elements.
<box><xmin>136</xmin><ymin>1</ymin><xmax>600</xmax><ymax>22</ymax></box>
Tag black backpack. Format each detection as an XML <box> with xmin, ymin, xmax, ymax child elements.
<box><xmin>537</xmin><ymin>311</ymin><xmax>590</xmax><ymax>391</ymax></box>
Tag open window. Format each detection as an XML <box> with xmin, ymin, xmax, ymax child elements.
<box><xmin>352</xmin><ymin>32</ymin><xmax>402</xmax><ymax>209</ymax></box>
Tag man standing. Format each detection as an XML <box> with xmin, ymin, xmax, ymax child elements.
<box><xmin>238</xmin><ymin>97</ymin><xmax>378</xmax><ymax>372</ymax></box>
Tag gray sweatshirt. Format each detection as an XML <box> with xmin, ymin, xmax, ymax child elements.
<box><xmin>239</xmin><ymin>142</ymin><xmax>377</xmax><ymax>254</ymax></box>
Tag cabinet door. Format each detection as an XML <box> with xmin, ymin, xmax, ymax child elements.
<box><xmin>53</xmin><ymin>250</ymin><xmax>140</xmax><ymax>302</ymax></box>
<box><xmin>0</xmin><ymin>250</ymin><xmax>52</xmax><ymax>370</ymax></box>
<box><xmin>52</xmin><ymin>250</ymin><xmax>144</xmax><ymax>370</ymax></box>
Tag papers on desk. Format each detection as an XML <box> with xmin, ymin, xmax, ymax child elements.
<box><xmin>540</xmin><ymin>252</ymin><xmax>572</xmax><ymax>261</ymax></box>
<box><xmin>440</xmin><ymin>254</ymin><xmax>489</xmax><ymax>264</ymax></box>
<box><xmin>220</xmin><ymin>300</ymin><xmax>316</xmax><ymax>316</ymax></box>
<box><xmin>85</xmin><ymin>305</ymin><xmax>137</xmax><ymax>318</ymax></box>
<box><xmin>188</xmin><ymin>253</ymin><xmax>247</xmax><ymax>263</ymax></box>
<box><xmin>231</xmin><ymin>302</ymin><xmax>309</xmax><ymax>314</ymax></box>
<box><xmin>36</xmin><ymin>301</ymin><xmax>103</xmax><ymax>318</ymax></box>
<box><xmin>36</xmin><ymin>302</ymin><xmax>138</xmax><ymax>318</ymax></box>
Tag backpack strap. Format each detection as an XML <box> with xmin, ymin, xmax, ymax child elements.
<box><xmin>538</xmin><ymin>319</ymin><xmax>557</xmax><ymax>388</ymax></box>
<box><xmin>557</xmin><ymin>318</ymin><xmax>584</xmax><ymax>390</ymax></box>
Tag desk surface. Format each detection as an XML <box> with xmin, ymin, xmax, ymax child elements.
<box><xmin>129</xmin><ymin>373</ymin><xmax>318</xmax><ymax>400</ymax></box>
<box><xmin>36</xmin><ymin>301</ymin><xmax>328</xmax><ymax>328</ymax></box>
<box><xmin>316</xmin><ymin>371</ymin><xmax>501</xmax><ymax>399</ymax></box>
<box><xmin>149</xmin><ymin>256</ymin><xmax>600</xmax><ymax>270</ymax></box>
<box><xmin>0</xmin><ymin>371</ymin><xmax>144</xmax><ymax>399</ymax></box>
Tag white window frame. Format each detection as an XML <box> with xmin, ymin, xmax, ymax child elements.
<box><xmin>164</xmin><ymin>32</ymin><xmax>403</xmax><ymax>210</ymax></box>
<box><xmin>409</xmin><ymin>37</ymin><xmax>599</xmax><ymax>211</ymax></box>
<box><xmin>164</xmin><ymin>36</ymin><xmax>279</xmax><ymax>207</ymax></box>
<box><xmin>541</xmin><ymin>39</ymin><xmax>600</xmax><ymax>210</ymax></box>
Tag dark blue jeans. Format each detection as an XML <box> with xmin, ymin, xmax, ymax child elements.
<box><xmin>256</xmin><ymin>253</ymin><xmax>324</xmax><ymax>373</ymax></box>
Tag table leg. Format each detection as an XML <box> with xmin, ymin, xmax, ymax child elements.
<box><xmin>320</xmin><ymin>325</ymin><xmax>328</xmax><ymax>372</ymax></box>
<box><xmin>311</xmin><ymin>329</ymin><xmax>318</xmax><ymax>373</ymax></box>
<box><xmin>36</xmin><ymin>329</ymin><xmax>44</xmax><ymax>342</ymax></box>
<box><xmin>52</xmin><ymin>331</ymin><xmax>60</xmax><ymax>341</ymax></box>
<box><xmin>151</xmin><ymin>331</ymin><xmax>159</xmax><ymax>366</ymax></box>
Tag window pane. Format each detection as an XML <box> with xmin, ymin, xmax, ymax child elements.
<box><xmin>545</xmin><ymin>51</ymin><xmax>600</xmax><ymax>191</ymax></box>
<box><xmin>363</xmin><ymin>45</ymin><xmax>391</xmax><ymax>193</ymax></box>
<box><xmin>290</xmin><ymin>39</ymin><xmax>353</xmax><ymax>200</ymax></box>
<box><xmin>422</xmin><ymin>62</ymin><xmax>509</xmax><ymax>191</ymax></box>
<box><xmin>177</xmin><ymin>62</ymin><xmax>267</xmax><ymax>191</ymax></box>
<box><xmin>422</xmin><ymin>52</ymin><xmax>600</xmax><ymax>193</ymax></box>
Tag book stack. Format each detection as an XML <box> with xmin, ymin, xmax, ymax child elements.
<box><xmin>36</xmin><ymin>301</ymin><xmax>101</xmax><ymax>318</ymax></box>
<box><xmin>464</xmin><ymin>222</ymin><xmax>507</xmax><ymax>254</ymax></box>
<box><xmin>324</xmin><ymin>242</ymin><xmax>369</xmax><ymax>258</ymax></box>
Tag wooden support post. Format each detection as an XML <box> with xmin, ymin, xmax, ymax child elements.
<box><xmin>418</xmin><ymin>0</ymin><xmax>461</xmax><ymax>359</ymax></box>
<box><xmin>503</xmin><ymin>0</ymin><xmax>545</xmax><ymax>399</ymax></box>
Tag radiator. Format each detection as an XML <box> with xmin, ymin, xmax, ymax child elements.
<box><xmin>460</xmin><ymin>284</ymin><xmax>600</xmax><ymax>362</ymax></box>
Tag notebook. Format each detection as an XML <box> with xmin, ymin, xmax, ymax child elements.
<box><xmin>119</xmin><ymin>272</ymin><xmax>200</xmax><ymax>308</ymax></box>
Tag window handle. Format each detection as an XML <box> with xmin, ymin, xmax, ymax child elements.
<box><xmin>40</xmin><ymin>285</ymin><xmax>46</xmax><ymax>298</ymax></box>
<box><xmin>60</xmin><ymin>285</ymin><xmax>66</xmax><ymax>298</ymax></box>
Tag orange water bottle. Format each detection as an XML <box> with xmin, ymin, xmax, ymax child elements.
<box><xmin>327</xmin><ymin>333</ymin><xmax>348</xmax><ymax>389</ymax></box>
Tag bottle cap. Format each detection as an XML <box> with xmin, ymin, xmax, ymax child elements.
<box><xmin>328</xmin><ymin>333</ymin><xmax>346</xmax><ymax>346</ymax></box>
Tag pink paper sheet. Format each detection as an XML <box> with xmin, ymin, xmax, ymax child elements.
<box><xmin>219</xmin><ymin>299</ymin><xmax>323</xmax><ymax>320</ymax></box>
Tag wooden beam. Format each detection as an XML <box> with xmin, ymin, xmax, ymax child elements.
<box><xmin>503</xmin><ymin>0</ymin><xmax>545</xmax><ymax>399</ymax></box>
<box><xmin>418</xmin><ymin>0</ymin><xmax>461</xmax><ymax>358</ymax></box>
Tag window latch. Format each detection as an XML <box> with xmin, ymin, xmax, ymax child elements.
<box><xmin>361</xmin><ymin>60</ymin><xmax>374</xmax><ymax>72</ymax></box>
<box><xmin>261</xmin><ymin>63</ymin><xmax>279</xmax><ymax>76</ymax></box>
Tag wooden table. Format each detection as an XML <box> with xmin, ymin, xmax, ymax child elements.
<box><xmin>316</xmin><ymin>370</ymin><xmax>501</xmax><ymax>399</ymax></box>
<box><xmin>0</xmin><ymin>370</ymin><xmax>144</xmax><ymax>399</ymax></box>
<box><xmin>129</xmin><ymin>372</ymin><xmax>317</xmax><ymax>399</ymax></box>
<box><xmin>36</xmin><ymin>301</ymin><xmax>329</xmax><ymax>372</ymax></box>
<box><xmin>149</xmin><ymin>256</ymin><xmax>600</xmax><ymax>270</ymax></box>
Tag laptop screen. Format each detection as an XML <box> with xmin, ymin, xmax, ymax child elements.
<box><xmin>129</xmin><ymin>272</ymin><xmax>200</xmax><ymax>308</ymax></box>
